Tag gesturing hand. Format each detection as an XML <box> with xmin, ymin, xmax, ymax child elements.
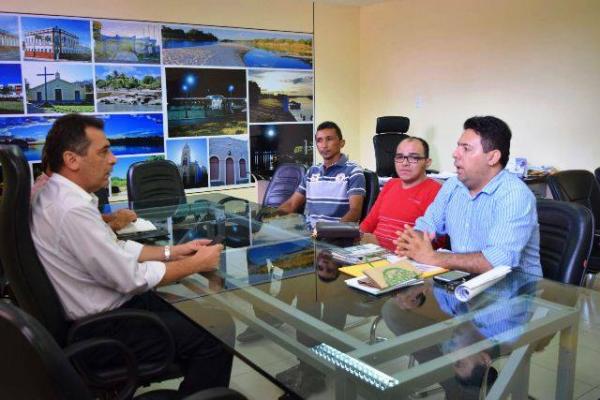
<box><xmin>173</xmin><ymin>239</ymin><xmax>213</xmax><ymax>259</ymax></box>
<box><xmin>393</xmin><ymin>225</ymin><xmax>437</xmax><ymax>265</ymax></box>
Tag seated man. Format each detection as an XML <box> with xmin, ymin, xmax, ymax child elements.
<box><xmin>360</xmin><ymin>136</ymin><xmax>442</xmax><ymax>251</ymax></box>
<box><xmin>279</xmin><ymin>120</ymin><xmax>366</xmax><ymax>228</ymax></box>
<box><xmin>396</xmin><ymin>116</ymin><xmax>541</xmax><ymax>276</ymax></box>
<box><xmin>31</xmin><ymin>114</ymin><xmax>233</xmax><ymax>396</ymax></box>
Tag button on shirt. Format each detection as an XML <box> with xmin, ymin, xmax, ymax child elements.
<box><xmin>31</xmin><ymin>173</ymin><xmax>166</xmax><ymax>320</ymax></box>
<box><xmin>296</xmin><ymin>154</ymin><xmax>366</xmax><ymax>229</ymax></box>
<box><xmin>415</xmin><ymin>170</ymin><xmax>542</xmax><ymax>276</ymax></box>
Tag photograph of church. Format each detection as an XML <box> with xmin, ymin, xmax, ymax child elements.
<box><xmin>166</xmin><ymin>138</ymin><xmax>209</xmax><ymax>189</ymax></box>
<box><xmin>0</xmin><ymin>15</ymin><xmax>20</xmax><ymax>61</ymax></box>
<box><xmin>208</xmin><ymin>136</ymin><xmax>249</xmax><ymax>187</ymax></box>
<box><xmin>21</xmin><ymin>16</ymin><xmax>91</xmax><ymax>62</ymax></box>
<box><xmin>23</xmin><ymin>63</ymin><xmax>94</xmax><ymax>113</ymax></box>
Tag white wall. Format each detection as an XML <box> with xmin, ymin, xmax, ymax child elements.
<box><xmin>359</xmin><ymin>0</ymin><xmax>600</xmax><ymax>172</ymax></box>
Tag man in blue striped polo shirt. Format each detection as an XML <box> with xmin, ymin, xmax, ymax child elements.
<box><xmin>396</xmin><ymin>116</ymin><xmax>541</xmax><ymax>276</ymax></box>
<box><xmin>279</xmin><ymin>121</ymin><xmax>366</xmax><ymax>228</ymax></box>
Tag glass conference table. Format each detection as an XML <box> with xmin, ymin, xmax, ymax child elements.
<box><xmin>126</xmin><ymin>194</ymin><xmax>583</xmax><ymax>400</ymax></box>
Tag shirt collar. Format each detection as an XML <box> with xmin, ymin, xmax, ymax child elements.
<box><xmin>457</xmin><ymin>169</ymin><xmax>507</xmax><ymax>198</ymax></box>
<box><xmin>50</xmin><ymin>173</ymin><xmax>97</xmax><ymax>206</ymax></box>
<box><xmin>320</xmin><ymin>153</ymin><xmax>348</xmax><ymax>171</ymax></box>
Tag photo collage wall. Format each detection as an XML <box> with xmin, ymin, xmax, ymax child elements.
<box><xmin>0</xmin><ymin>12</ymin><xmax>314</xmax><ymax>199</ymax></box>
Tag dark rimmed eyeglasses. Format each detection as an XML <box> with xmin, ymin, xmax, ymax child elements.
<box><xmin>394</xmin><ymin>155</ymin><xmax>427</xmax><ymax>164</ymax></box>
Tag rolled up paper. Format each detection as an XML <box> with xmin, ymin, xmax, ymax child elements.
<box><xmin>454</xmin><ymin>266</ymin><xmax>512</xmax><ymax>302</ymax></box>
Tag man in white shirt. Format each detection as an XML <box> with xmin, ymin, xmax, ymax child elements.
<box><xmin>31</xmin><ymin>114</ymin><xmax>233</xmax><ymax>395</ymax></box>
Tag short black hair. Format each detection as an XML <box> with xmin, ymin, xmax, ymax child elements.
<box><xmin>399</xmin><ymin>136</ymin><xmax>430</xmax><ymax>158</ymax></box>
<box><xmin>43</xmin><ymin>114</ymin><xmax>104</xmax><ymax>172</ymax></box>
<box><xmin>316</xmin><ymin>121</ymin><xmax>342</xmax><ymax>140</ymax></box>
<box><xmin>463</xmin><ymin>116</ymin><xmax>511</xmax><ymax>168</ymax></box>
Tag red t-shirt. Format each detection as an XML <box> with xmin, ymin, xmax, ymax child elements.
<box><xmin>360</xmin><ymin>178</ymin><xmax>441</xmax><ymax>251</ymax></box>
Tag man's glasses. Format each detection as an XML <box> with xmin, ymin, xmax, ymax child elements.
<box><xmin>394</xmin><ymin>155</ymin><xmax>427</xmax><ymax>164</ymax></box>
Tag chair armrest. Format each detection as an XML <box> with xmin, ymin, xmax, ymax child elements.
<box><xmin>218</xmin><ymin>197</ymin><xmax>250</xmax><ymax>214</ymax></box>
<box><xmin>182</xmin><ymin>388</ymin><xmax>248</xmax><ymax>400</ymax></box>
<box><xmin>65</xmin><ymin>338</ymin><xmax>137</xmax><ymax>400</ymax></box>
<box><xmin>67</xmin><ymin>309</ymin><xmax>175</xmax><ymax>380</ymax></box>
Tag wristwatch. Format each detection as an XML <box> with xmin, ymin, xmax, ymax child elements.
<box><xmin>164</xmin><ymin>245</ymin><xmax>171</xmax><ymax>262</ymax></box>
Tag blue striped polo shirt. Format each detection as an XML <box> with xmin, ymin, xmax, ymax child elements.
<box><xmin>415</xmin><ymin>170</ymin><xmax>542</xmax><ymax>276</ymax></box>
<box><xmin>297</xmin><ymin>154</ymin><xmax>366</xmax><ymax>229</ymax></box>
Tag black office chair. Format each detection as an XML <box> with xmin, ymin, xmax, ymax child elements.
<box><xmin>127</xmin><ymin>159</ymin><xmax>186</xmax><ymax>211</ymax></box>
<box><xmin>372</xmin><ymin>116</ymin><xmax>410</xmax><ymax>177</ymax></box>
<box><xmin>361</xmin><ymin>169</ymin><xmax>380</xmax><ymax>221</ymax></box>
<box><xmin>537</xmin><ymin>199</ymin><xmax>594</xmax><ymax>285</ymax></box>
<box><xmin>94</xmin><ymin>186</ymin><xmax>110</xmax><ymax>213</ymax></box>
<box><xmin>0</xmin><ymin>145</ymin><xmax>179</xmax><ymax>393</ymax></box>
<box><xmin>261</xmin><ymin>163</ymin><xmax>306</xmax><ymax>208</ymax></box>
<box><xmin>595</xmin><ymin>167</ymin><xmax>600</xmax><ymax>188</ymax></box>
<box><xmin>0</xmin><ymin>302</ymin><xmax>246</xmax><ymax>400</ymax></box>
<box><xmin>547</xmin><ymin>170</ymin><xmax>600</xmax><ymax>282</ymax></box>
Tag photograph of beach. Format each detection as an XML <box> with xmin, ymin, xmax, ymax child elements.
<box><xmin>110</xmin><ymin>154</ymin><xmax>164</xmax><ymax>197</ymax></box>
<box><xmin>98</xmin><ymin>113</ymin><xmax>165</xmax><ymax>156</ymax></box>
<box><xmin>166</xmin><ymin>138</ymin><xmax>209</xmax><ymax>189</ymax></box>
<box><xmin>22</xmin><ymin>62</ymin><xmax>94</xmax><ymax>114</ymax></box>
<box><xmin>93</xmin><ymin>20</ymin><xmax>161</xmax><ymax>64</ymax></box>
<box><xmin>166</xmin><ymin>67</ymin><xmax>247</xmax><ymax>137</ymax></box>
<box><xmin>162</xmin><ymin>24</ymin><xmax>312</xmax><ymax>69</ymax></box>
<box><xmin>96</xmin><ymin>65</ymin><xmax>162</xmax><ymax>112</ymax></box>
<box><xmin>250</xmin><ymin>124</ymin><xmax>313</xmax><ymax>179</ymax></box>
<box><xmin>0</xmin><ymin>15</ymin><xmax>20</xmax><ymax>61</ymax></box>
<box><xmin>0</xmin><ymin>64</ymin><xmax>24</xmax><ymax>114</ymax></box>
<box><xmin>21</xmin><ymin>16</ymin><xmax>91</xmax><ymax>62</ymax></box>
<box><xmin>0</xmin><ymin>116</ymin><xmax>56</xmax><ymax>161</ymax></box>
<box><xmin>249</xmin><ymin>70</ymin><xmax>313</xmax><ymax>123</ymax></box>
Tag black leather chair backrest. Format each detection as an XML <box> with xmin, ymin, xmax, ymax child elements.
<box><xmin>595</xmin><ymin>167</ymin><xmax>600</xmax><ymax>188</ymax></box>
<box><xmin>373</xmin><ymin>116</ymin><xmax>410</xmax><ymax>177</ymax></box>
<box><xmin>537</xmin><ymin>198</ymin><xmax>593</xmax><ymax>285</ymax></box>
<box><xmin>0</xmin><ymin>145</ymin><xmax>70</xmax><ymax>345</ymax></box>
<box><xmin>547</xmin><ymin>170</ymin><xmax>600</xmax><ymax>229</ymax></box>
<box><xmin>127</xmin><ymin>159</ymin><xmax>186</xmax><ymax>210</ymax></box>
<box><xmin>361</xmin><ymin>169</ymin><xmax>380</xmax><ymax>221</ymax></box>
<box><xmin>94</xmin><ymin>187</ymin><xmax>110</xmax><ymax>213</ymax></box>
<box><xmin>0</xmin><ymin>302</ymin><xmax>92</xmax><ymax>400</ymax></box>
<box><xmin>262</xmin><ymin>163</ymin><xmax>306</xmax><ymax>208</ymax></box>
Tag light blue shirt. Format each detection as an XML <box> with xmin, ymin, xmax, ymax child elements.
<box><xmin>415</xmin><ymin>170</ymin><xmax>542</xmax><ymax>276</ymax></box>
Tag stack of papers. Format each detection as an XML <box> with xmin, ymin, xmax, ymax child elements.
<box><xmin>339</xmin><ymin>258</ymin><xmax>448</xmax><ymax>279</ymax></box>
<box><xmin>454</xmin><ymin>266</ymin><xmax>512</xmax><ymax>302</ymax></box>
<box><xmin>345</xmin><ymin>261</ymin><xmax>424</xmax><ymax>295</ymax></box>
<box><xmin>116</xmin><ymin>218</ymin><xmax>157</xmax><ymax>235</ymax></box>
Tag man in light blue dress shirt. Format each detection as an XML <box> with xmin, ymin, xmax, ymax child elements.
<box><xmin>396</xmin><ymin>116</ymin><xmax>542</xmax><ymax>276</ymax></box>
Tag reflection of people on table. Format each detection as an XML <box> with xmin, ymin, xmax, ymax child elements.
<box><xmin>383</xmin><ymin>273</ymin><xmax>540</xmax><ymax>399</ymax></box>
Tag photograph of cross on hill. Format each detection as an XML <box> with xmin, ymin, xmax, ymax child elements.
<box><xmin>98</xmin><ymin>113</ymin><xmax>165</xmax><ymax>156</ymax></box>
<box><xmin>250</xmin><ymin>124</ymin><xmax>313</xmax><ymax>179</ymax></box>
<box><xmin>93</xmin><ymin>20</ymin><xmax>161</xmax><ymax>64</ymax></box>
<box><xmin>0</xmin><ymin>64</ymin><xmax>24</xmax><ymax>114</ymax></box>
<box><xmin>21</xmin><ymin>16</ymin><xmax>91</xmax><ymax>62</ymax></box>
<box><xmin>23</xmin><ymin>62</ymin><xmax>94</xmax><ymax>113</ymax></box>
<box><xmin>95</xmin><ymin>65</ymin><xmax>162</xmax><ymax>112</ymax></box>
<box><xmin>166</xmin><ymin>67</ymin><xmax>247</xmax><ymax>137</ymax></box>
<box><xmin>162</xmin><ymin>24</ymin><xmax>312</xmax><ymax>69</ymax></box>
<box><xmin>249</xmin><ymin>70</ymin><xmax>313</xmax><ymax>123</ymax></box>
<box><xmin>0</xmin><ymin>15</ymin><xmax>20</xmax><ymax>61</ymax></box>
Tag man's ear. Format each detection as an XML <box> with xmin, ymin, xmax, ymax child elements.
<box><xmin>425</xmin><ymin>158</ymin><xmax>432</xmax><ymax>169</ymax></box>
<box><xmin>62</xmin><ymin>151</ymin><xmax>81</xmax><ymax>172</ymax></box>
<box><xmin>340</xmin><ymin>138</ymin><xmax>346</xmax><ymax>148</ymax></box>
<box><xmin>487</xmin><ymin>149</ymin><xmax>501</xmax><ymax>166</ymax></box>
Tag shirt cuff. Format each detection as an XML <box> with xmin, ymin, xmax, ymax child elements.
<box><xmin>141</xmin><ymin>261</ymin><xmax>166</xmax><ymax>288</ymax></box>
<box><xmin>123</xmin><ymin>240</ymin><xmax>144</xmax><ymax>259</ymax></box>
<box><xmin>482</xmin><ymin>247</ymin><xmax>516</xmax><ymax>268</ymax></box>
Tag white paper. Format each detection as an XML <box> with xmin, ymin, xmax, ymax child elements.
<box><xmin>116</xmin><ymin>218</ymin><xmax>157</xmax><ymax>235</ymax></box>
<box><xmin>454</xmin><ymin>266</ymin><xmax>512</xmax><ymax>302</ymax></box>
<box><xmin>345</xmin><ymin>276</ymin><xmax>423</xmax><ymax>296</ymax></box>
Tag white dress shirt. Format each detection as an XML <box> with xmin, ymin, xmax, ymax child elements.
<box><xmin>31</xmin><ymin>173</ymin><xmax>166</xmax><ymax>320</ymax></box>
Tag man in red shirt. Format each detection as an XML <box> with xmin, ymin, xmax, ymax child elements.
<box><xmin>360</xmin><ymin>137</ymin><xmax>441</xmax><ymax>250</ymax></box>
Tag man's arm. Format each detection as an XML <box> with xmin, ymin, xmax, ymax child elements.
<box><xmin>340</xmin><ymin>194</ymin><xmax>364</xmax><ymax>223</ymax></box>
<box><xmin>137</xmin><ymin>239</ymin><xmax>212</xmax><ymax>262</ymax></box>
<box><xmin>396</xmin><ymin>225</ymin><xmax>493</xmax><ymax>274</ymax></box>
<box><xmin>278</xmin><ymin>192</ymin><xmax>306</xmax><ymax>215</ymax></box>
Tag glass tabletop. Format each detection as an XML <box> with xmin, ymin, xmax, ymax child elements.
<box><xmin>127</xmin><ymin>194</ymin><xmax>587</xmax><ymax>399</ymax></box>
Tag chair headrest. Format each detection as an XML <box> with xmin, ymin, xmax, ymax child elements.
<box><xmin>376</xmin><ymin>116</ymin><xmax>410</xmax><ymax>134</ymax></box>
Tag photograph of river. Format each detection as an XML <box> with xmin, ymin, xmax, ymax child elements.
<box><xmin>162</xmin><ymin>24</ymin><xmax>312</xmax><ymax>69</ymax></box>
<box><xmin>166</xmin><ymin>67</ymin><xmax>247</xmax><ymax>137</ymax></box>
<box><xmin>95</xmin><ymin>65</ymin><xmax>162</xmax><ymax>112</ymax></box>
<box><xmin>249</xmin><ymin>70</ymin><xmax>313</xmax><ymax>123</ymax></box>
<box><xmin>99</xmin><ymin>113</ymin><xmax>165</xmax><ymax>156</ymax></box>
